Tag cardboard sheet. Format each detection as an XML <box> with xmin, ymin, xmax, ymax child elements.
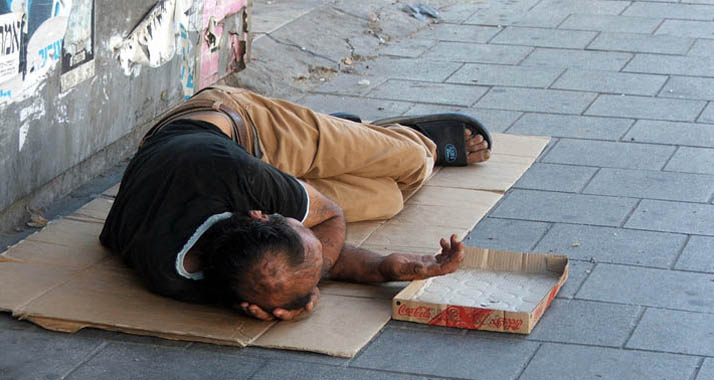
<box><xmin>0</xmin><ymin>133</ymin><xmax>548</xmax><ymax>357</ymax></box>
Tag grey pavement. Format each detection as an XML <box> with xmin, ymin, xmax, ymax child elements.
<box><xmin>3</xmin><ymin>0</ymin><xmax>714</xmax><ymax>379</ymax></box>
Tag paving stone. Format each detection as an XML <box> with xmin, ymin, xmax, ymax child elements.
<box><xmin>0</xmin><ymin>312</ymin><xmax>35</xmax><ymax>331</ymax></box>
<box><xmin>627</xmin><ymin>199</ymin><xmax>714</xmax><ymax>235</ymax></box>
<box><xmin>660</xmin><ymin>76</ymin><xmax>714</xmax><ymax>101</ymax></box>
<box><xmin>447</xmin><ymin>63</ymin><xmax>563</xmax><ymax>88</ymax></box>
<box><xmin>578</xmin><ymin>263</ymin><xmax>714</xmax><ymax>313</ymax></box>
<box><xmin>700</xmin><ymin>103</ymin><xmax>714</xmax><ymax>123</ymax></box>
<box><xmin>76</xmin><ymin>329</ymin><xmax>190</xmax><ymax>348</ymax></box>
<box><xmin>491</xmin><ymin>190</ymin><xmax>637</xmax><ymax>226</ymax></box>
<box><xmin>462</xmin><ymin>0</ymin><xmax>542</xmax><ymax>26</ymax></box>
<box><xmin>298</xmin><ymin>94</ymin><xmax>413</xmax><ymax>121</ymax></box>
<box><xmin>557</xmin><ymin>260</ymin><xmax>594</xmax><ymax>299</ymax></box>
<box><xmin>536</xmin><ymin>0</ymin><xmax>630</xmax><ymax>14</ymax></box>
<box><xmin>379</xmin><ymin>38</ymin><xmax>436</xmax><ymax>58</ymax></box>
<box><xmin>386</xmin><ymin>319</ymin><xmax>468</xmax><ymax>336</ymax></box>
<box><xmin>475</xmin><ymin>87</ymin><xmax>597</xmax><ymax>114</ymax></box>
<box><xmin>521</xmin><ymin>343</ymin><xmax>699</xmax><ymax>380</ymax></box>
<box><xmin>355</xmin><ymin>57</ymin><xmax>462</xmax><ymax>82</ymax></box>
<box><xmin>491</xmin><ymin>27</ymin><xmax>597</xmax><ymax>49</ymax></box>
<box><xmin>698</xmin><ymin>359</ymin><xmax>714</xmax><ymax>380</ymax></box>
<box><xmin>201</xmin><ymin>345</ymin><xmax>349</xmax><ymax>366</ymax></box>
<box><xmin>665</xmin><ymin>147</ymin><xmax>714</xmax><ymax>175</ymax></box>
<box><xmin>66</xmin><ymin>342</ymin><xmax>263</xmax><ymax>380</ymax></box>
<box><xmin>623</xmin><ymin>2</ymin><xmax>714</xmax><ymax>20</ymax></box>
<box><xmin>437</xmin><ymin>4</ymin><xmax>480</xmax><ymax>23</ymax></box>
<box><xmin>560</xmin><ymin>14</ymin><xmax>662</xmax><ymax>34</ymax></box>
<box><xmin>625</xmin><ymin>54</ymin><xmax>714</xmax><ymax>77</ymax></box>
<box><xmin>367</xmin><ymin>80</ymin><xmax>488</xmax><ymax>106</ymax></box>
<box><xmin>314</xmin><ymin>74</ymin><xmax>386</xmax><ymax>97</ymax></box>
<box><xmin>552</xmin><ymin>70</ymin><xmax>667</xmax><ymax>96</ymax></box>
<box><xmin>509</xmin><ymin>11</ymin><xmax>569</xmax><ymax>28</ymax></box>
<box><xmin>588</xmin><ymin>32</ymin><xmax>693</xmax><ymax>55</ymax></box>
<box><xmin>514</xmin><ymin>163</ymin><xmax>597</xmax><ymax>193</ymax></box>
<box><xmin>584</xmin><ymin>168</ymin><xmax>714</xmax><ymax>203</ymax></box>
<box><xmin>404</xmin><ymin>103</ymin><xmax>464</xmax><ymax>115</ymax></box>
<box><xmin>543</xmin><ymin>139</ymin><xmax>675</xmax><ymax>170</ymax></box>
<box><xmin>466</xmin><ymin>217</ymin><xmax>551</xmax><ymax>252</ymax></box>
<box><xmin>627</xmin><ymin>308</ymin><xmax>714</xmax><ymax>356</ymax></box>
<box><xmin>587</xmin><ymin>95</ymin><xmax>706</xmax><ymax>122</ymax></box>
<box><xmin>675</xmin><ymin>236</ymin><xmax>714</xmax><ymax>273</ymax></box>
<box><xmin>351</xmin><ymin>328</ymin><xmax>539</xmax><ymax>379</ymax></box>
<box><xmin>426</xmin><ymin>24</ymin><xmax>502</xmax><ymax>43</ymax></box>
<box><xmin>535</xmin><ymin>224</ymin><xmax>686</xmax><ymax>268</ymax></box>
<box><xmin>508</xmin><ymin>114</ymin><xmax>632</xmax><ymax>140</ymax></box>
<box><xmin>468</xmin><ymin>107</ymin><xmax>523</xmax><ymax>133</ymax></box>
<box><xmin>625</xmin><ymin>120</ymin><xmax>714</xmax><ymax>148</ymax></box>
<box><xmin>1</xmin><ymin>329</ymin><xmax>102</xmax><ymax>380</ymax></box>
<box><xmin>689</xmin><ymin>39</ymin><xmax>714</xmax><ymax>57</ymax></box>
<box><xmin>521</xmin><ymin>48</ymin><xmax>633</xmax><ymax>71</ymax></box>
<box><xmin>528</xmin><ymin>300</ymin><xmax>640</xmax><ymax>346</ymax></box>
<box><xmin>252</xmin><ymin>360</ymin><xmax>431</xmax><ymax>380</ymax></box>
<box><xmin>656</xmin><ymin>19</ymin><xmax>714</xmax><ymax>39</ymax></box>
<box><xmin>422</xmin><ymin>41</ymin><xmax>533</xmax><ymax>64</ymax></box>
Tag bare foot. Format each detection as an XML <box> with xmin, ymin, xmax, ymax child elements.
<box><xmin>465</xmin><ymin>129</ymin><xmax>490</xmax><ymax>164</ymax></box>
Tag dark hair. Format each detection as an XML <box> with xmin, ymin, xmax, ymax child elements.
<box><xmin>201</xmin><ymin>213</ymin><xmax>305</xmax><ymax>307</ymax></box>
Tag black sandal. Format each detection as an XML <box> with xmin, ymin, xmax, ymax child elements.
<box><xmin>329</xmin><ymin>112</ymin><xmax>362</xmax><ymax>123</ymax></box>
<box><xmin>371</xmin><ymin>113</ymin><xmax>492</xmax><ymax>166</ymax></box>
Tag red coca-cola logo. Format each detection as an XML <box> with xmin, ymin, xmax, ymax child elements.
<box><xmin>397</xmin><ymin>304</ymin><xmax>432</xmax><ymax>319</ymax></box>
<box><xmin>429</xmin><ymin>306</ymin><xmax>492</xmax><ymax>329</ymax></box>
<box><xmin>489</xmin><ymin>317</ymin><xmax>524</xmax><ymax>331</ymax></box>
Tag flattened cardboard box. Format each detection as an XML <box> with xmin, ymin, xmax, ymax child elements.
<box><xmin>0</xmin><ymin>133</ymin><xmax>550</xmax><ymax>357</ymax></box>
<box><xmin>393</xmin><ymin>247</ymin><xmax>568</xmax><ymax>334</ymax></box>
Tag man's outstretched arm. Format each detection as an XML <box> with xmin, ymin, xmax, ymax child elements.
<box><xmin>327</xmin><ymin>235</ymin><xmax>464</xmax><ymax>283</ymax></box>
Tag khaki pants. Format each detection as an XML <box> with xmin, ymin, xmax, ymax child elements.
<box><xmin>170</xmin><ymin>86</ymin><xmax>437</xmax><ymax>222</ymax></box>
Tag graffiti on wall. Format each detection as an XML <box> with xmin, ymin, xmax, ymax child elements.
<box><xmin>0</xmin><ymin>0</ymin><xmax>74</xmax><ymax>105</ymax></box>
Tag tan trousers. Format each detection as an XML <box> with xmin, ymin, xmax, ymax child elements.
<box><xmin>173</xmin><ymin>86</ymin><xmax>437</xmax><ymax>222</ymax></box>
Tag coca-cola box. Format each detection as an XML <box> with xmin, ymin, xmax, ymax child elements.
<box><xmin>392</xmin><ymin>247</ymin><xmax>569</xmax><ymax>334</ymax></box>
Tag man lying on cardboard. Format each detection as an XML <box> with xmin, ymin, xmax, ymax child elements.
<box><xmin>100</xmin><ymin>86</ymin><xmax>492</xmax><ymax>321</ymax></box>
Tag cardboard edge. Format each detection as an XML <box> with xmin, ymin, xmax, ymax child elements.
<box><xmin>528</xmin><ymin>258</ymin><xmax>569</xmax><ymax>328</ymax></box>
<box><xmin>24</xmin><ymin>316</ymin><xmax>249</xmax><ymax>347</ymax></box>
<box><xmin>250</xmin><ymin>341</ymin><xmax>355</xmax><ymax>359</ymax></box>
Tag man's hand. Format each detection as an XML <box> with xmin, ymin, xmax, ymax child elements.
<box><xmin>378</xmin><ymin>234</ymin><xmax>464</xmax><ymax>281</ymax></box>
<box><xmin>238</xmin><ymin>287</ymin><xmax>320</xmax><ymax>321</ymax></box>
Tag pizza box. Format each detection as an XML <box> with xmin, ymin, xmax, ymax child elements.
<box><xmin>392</xmin><ymin>246</ymin><xmax>568</xmax><ymax>334</ymax></box>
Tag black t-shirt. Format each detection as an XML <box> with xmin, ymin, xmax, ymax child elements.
<box><xmin>100</xmin><ymin>120</ymin><xmax>308</xmax><ymax>302</ymax></box>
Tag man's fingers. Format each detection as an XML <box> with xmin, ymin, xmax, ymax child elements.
<box><xmin>305</xmin><ymin>287</ymin><xmax>320</xmax><ymax>312</ymax></box>
<box><xmin>248</xmin><ymin>304</ymin><xmax>274</xmax><ymax>321</ymax></box>
<box><xmin>274</xmin><ymin>308</ymin><xmax>296</xmax><ymax>320</ymax></box>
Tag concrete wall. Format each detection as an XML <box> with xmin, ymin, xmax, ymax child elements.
<box><xmin>0</xmin><ymin>0</ymin><xmax>249</xmax><ymax>230</ymax></box>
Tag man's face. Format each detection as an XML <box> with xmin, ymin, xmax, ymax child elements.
<box><xmin>244</xmin><ymin>212</ymin><xmax>323</xmax><ymax>311</ymax></box>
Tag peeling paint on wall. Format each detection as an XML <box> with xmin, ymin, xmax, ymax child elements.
<box><xmin>114</xmin><ymin>0</ymin><xmax>195</xmax><ymax>77</ymax></box>
<box><xmin>60</xmin><ymin>0</ymin><xmax>95</xmax><ymax>92</ymax></box>
<box><xmin>0</xmin><ymin>0</ymin><xmax>74</xmax><ymax>106</ymax></box>
<box><xmin>198</xmin><ymin>0</ymin><xmax>246</xmax><ymax>89</ymax></box>
<box><xmin>18</xmin><ymin>98</ymin><xmax>46</xmax><ymax>151</ymax></box>
<box><xmin>113</xmin><ymin>0</ymin><xmax>249</xmax><ymax>96</ymax></box>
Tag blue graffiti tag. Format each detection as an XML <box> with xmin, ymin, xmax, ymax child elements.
<box><xmin>38</xmin><ymin>38</ymin><xmax>62</xmax><ymax>67</ymax></box>
<box><xmin>0</xmin><ymin>89</ymin><xmax>11</xmax><ymax>98</ymax></box>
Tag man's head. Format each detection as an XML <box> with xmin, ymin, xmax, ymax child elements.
<box><xmin>203</xmin><ymin>211</ymin><xmax>323</xmax><ymax>312</ymax></box>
